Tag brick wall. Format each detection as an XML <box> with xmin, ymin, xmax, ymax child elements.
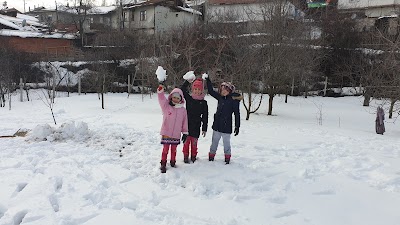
<box><xmin>0</xmin><ymin>36</ymin><xmax>74</xmax><ymax>58</ymax></box>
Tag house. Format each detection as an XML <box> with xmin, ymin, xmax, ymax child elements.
<box><xmin>337</xmin><ymin>0</ymin><xmax>400</xmax><ymax>34</ymax></box>
<box><xmin>121</xmin><ymin>0</ymin><xmax>202</xmax><ymax>35</ymax></box>
<box><xmin>204</xmin><ymin>0</ymin><xmax>302</xmax><ymax>34</ymax></box>
<box><xmin>0</xmin><ymin>12</ymin><xmax>78</xmax><ymax>59</ymax></box>
<box><xmin>26</xmin><ymin>6</ymin><xmax>80</xmax><ymax>33</ymax></box>
<box><xmin>87</xmin><ymin>6</ymin><xmax>117</xmax><ymax>31</ymax></box>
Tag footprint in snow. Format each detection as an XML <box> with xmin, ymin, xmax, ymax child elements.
<box><xmin>312</xmin><ymin>189</ymin><xmax>336</xmax><ymax>195</ymax></box>
<box><xmin>274</xmin><ymin>210</ymin><xmax>298</xmax><ymax>218</ymax></box>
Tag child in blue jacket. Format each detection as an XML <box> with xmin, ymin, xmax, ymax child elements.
<box><xmin>205</xmin><ymin>76</ymin><xmax>242</xmax><ymax>164</ymax></box>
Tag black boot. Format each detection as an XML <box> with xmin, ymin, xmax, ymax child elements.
<box><xmin>184</xmin><ymin>157</ymin><xmax>190</xmax><ymax>164</ymax></box>
<box><xmin>160</xmin><ymin>160</ymin><xmax>167</xmax><ymax>173</ymax></box>
<box><xmin>170</xmin><ymin>160</ymin><xmax>176</xmax><ymax>167</ymax></box>
<box><xmin>225</xmin><ymin>155</ymin><xmax>231</xmax><ymax>164</ymax></box>
<box><xmin>209</xmin><ymin>153</ymin><xmax>215</xmax><ymax>161</ymax></box>
<box><xmin>224</xmin><ymin>158</ymin><xmax>230</xmax><ymax>164</ymax></box>
<box><xmin>191</xmin><ymin>156</ymin><xmax>196</xmax><ymax>163</ymax></box>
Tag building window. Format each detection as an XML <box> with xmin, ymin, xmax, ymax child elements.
<box><xmin>140</xmin><ymin>10</ymin><xmax>146</xmax><ymax>21</ymax></box>
<box><xmin>123</xmin><ymin>12</ymin><xmax>128</xmax><ymax>21</ymax></box>
<box><xmin>131</xmin><ymin>11</ymin><xmax>135</xmax><ymax>21</ymax></box>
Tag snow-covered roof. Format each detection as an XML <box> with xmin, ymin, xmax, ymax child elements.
<box><xmin>17</xmin><ymin>13</ymin><xmax>40</xmax><ymax>22</ymax></box>
<box><xmin>0</xmin><ymin>14</ymin><xmax>47</xmax><ymax>33</ymax></box>
<box><xmin>30</xmin><ymin>5</ymin><xmax>117</xmax><ymax>15</ymax></box>
<box><xmin>0</xmin><ymin>14</ymin><xmax>46</xmax><ymax>29</ymax></box>
<box><xmin>87</xmin><ymin>6</ymin><xmax>117</xmax><ymax>15</ymax></box>
<box><xmin>0</xmin><ymin>29</ymin><xmax>77</xmax><ymax>39</ymax></box>
<box><xmin>377</xmin><ymin>15</ymin><xmax>398</xmax><ymax>19</ymax></box>
<box><xmin>0</xmin><ymin>16</ymin><xmax>21</xmax><ymax>30</ymax></box>
<box><xmin>176</xmin><ymin>6</ymin><xmax>202</xmax><ymax>15</ymax></box>
<box><xmin>123</xmin><ymin>0</ymin><xmax>201</xmax><ymax>15</ymax></box>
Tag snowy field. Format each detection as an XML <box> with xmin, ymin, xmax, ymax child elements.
<box><xmin>1</xmin><ymin>91</ymin><xmax>400</xmax><ymax>225</ymax></box>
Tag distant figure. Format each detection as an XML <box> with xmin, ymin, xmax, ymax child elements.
<box><xmin>375</xmin><ymin>106</ymin><xmax>385</xmax><ymax>135</ymax></box>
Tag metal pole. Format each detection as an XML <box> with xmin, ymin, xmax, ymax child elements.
<box><xmin>78</xmin><ymin>75</ymin><xmax>81</xmax><ymax>95</ymax></box>
<box><xmin>19</xmin><ymin>78</ymin><xmax>23</xmax><ymax>102</ymax></box>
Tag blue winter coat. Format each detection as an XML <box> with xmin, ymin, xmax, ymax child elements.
<box><xmin>206</xmin><ymin>78</ymin><xmax>241</xmax><ymax>134</ymax></box>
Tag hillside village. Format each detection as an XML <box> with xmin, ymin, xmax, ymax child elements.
<box><xmin>1</xmin><ymin>0</ymin><xmax>400</xmax><ymax>115</ymax></box>
<box><xmin>1</xmin><ymin>1</ymin><xmax>400</xmax><ymax>224</ymax></box>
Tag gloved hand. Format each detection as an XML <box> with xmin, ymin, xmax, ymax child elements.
<box><xmin>234</xmin><ymin>127</ymin><xmax>239</xmax><ymax>136</ymax></box>
<box><xmin>202</xmin><ymin>131</ymin><xmax>206</xmax><ymax>137</ymax></box>
<box><xmin>157</xmin><ymin>85</ymin><xmax>164</xmax><ymax>92</ymax></box>
<box><xmin>181</xmin><ymin>134</ymin><xmax>188</xmax><ymax>143</ymax></box>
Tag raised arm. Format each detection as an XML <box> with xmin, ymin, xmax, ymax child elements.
<box><xmin>157</xmin><ymin>85</ymin><xmax>168</xmax><ymax>110</ymax></box>
<box><xmin>206</xmin><ymin>78</ymin><xmax>220</xmax><ymax>100</ymax></box>
<box><xmin>180</xmin><ymin>80</ymin><xmax>193</xmax><ymax>103</ymax></box>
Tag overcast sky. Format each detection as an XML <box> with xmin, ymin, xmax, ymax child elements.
<box><xmin>8</xmin><ymin>0</ymin><xmax>113</xmax><ymax>13</ymax></box>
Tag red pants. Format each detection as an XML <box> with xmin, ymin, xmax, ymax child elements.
<box><xmin>182</xmin><ymin>136</ymin><xmax>198</xmax><ymax>158</ymax></box>
<box><xmin>162</xmin><ymin>144</ymin><xmax>177</xmax><ymax>161</ymax></box>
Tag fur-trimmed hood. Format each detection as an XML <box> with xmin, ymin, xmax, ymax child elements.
<box><xmin>168</xmin><ymin>88</ymin><xmax>185</xmax><ymax>104</ymax></box>
<box><xmin>231</xmin><ymin>92</ymin><xmax>243</xmax><ymax>101</ymax></box>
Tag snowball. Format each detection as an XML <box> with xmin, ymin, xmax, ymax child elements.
<box><xmin>156</xmin><ymin>66</ymin><xmax>167</xmax><ymax>82</ymax></box>
<box><xmin>183</xmin><ymin>71</ymin><xmax>195</xmax><ymax>81</ymax></box>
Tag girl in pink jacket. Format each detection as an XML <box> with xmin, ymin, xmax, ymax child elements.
<box><xmin>157</xmin><ymin>85</ymin><xmax>189</xmax><ymax>173</ymax></box>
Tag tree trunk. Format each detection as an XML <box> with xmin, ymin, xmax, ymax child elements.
<box><xmin>363</xmin><ymin>88</ymin><xmax>371</xmax><ymax>106</ymax></box>
<box><xmin>101</xmin><ymin>83</ymin><xmax>105</xmax><ymax>109</ymax></box>
<box><xmin>268</xmin><ymin>93</ymin><xmax>274</xmax><ymax>115</ymax></box>
<box><xmin>246</xmin><ymin>92</ymin><xmax>252</xmax><ymax>120</ymax></box>
<box><xmin>389</xmin><ymin>99</ymin><xmax>396</xmax><ymax>119</ymax></box>
<box><xmin>285</xmin><ymin>93</ymin><xmax>288</xmax><ymax>103</ymax></box>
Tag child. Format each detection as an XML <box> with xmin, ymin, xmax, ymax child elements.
<box><xmin>157</xmin><ymin>85</ymin><xmax>188</xmax><ymax>173</ymax></box>
<box><xmin>205</xmin><ymin>76</ymin><xmax>242</xmax><ymax>164</ymax></box>
<box><xmin>180</xmin><ymin>77</ymin><xmax>208</xmax><ymax>163</ymax></box>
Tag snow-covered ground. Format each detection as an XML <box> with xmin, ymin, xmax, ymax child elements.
<box><xmin>1</xmin><ymin>91</ymin><xmax>400</xmax><ymax>225</ymax></box>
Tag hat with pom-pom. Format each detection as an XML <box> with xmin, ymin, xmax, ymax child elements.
<box><xmin>220</xmin><ymin>82</ymin><xmax>235</xmax><ymax>93</ymax></box>
<box><xmin>192</xmin><ymin>78</ymin><xmax>204</xmax><ymax>92</ymax></box>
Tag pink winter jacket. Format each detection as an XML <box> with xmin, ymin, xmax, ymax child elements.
<box><xmin>158</xmin><ymin>88</ymin><xmax>188</xmax><ymax>139</ymax></box>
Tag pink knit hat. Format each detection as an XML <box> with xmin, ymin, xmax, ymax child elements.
<box><xmin>192</xmin><ymin>78</ymin><xmax>204</xmax><ymax>92</ymax></box>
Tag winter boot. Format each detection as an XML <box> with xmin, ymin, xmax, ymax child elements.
<box><xmin>209</xmin><ymin>153</ymin><xmax>215</xmax><ymax>161</ymax></box>
<box><xmin>224</xmin><ymin>154</ymin><xmax>231</xmax><ymax>164</ymax></box>
<box><xmin>184</xmin><ymin>156</ymin><xmax>190</xmax><ymax>164</ymax></box>
<box><xmin>170</xmin><ymin>160</ymin><xmax>176</xmax><ymax>167</ymax></box>
<box><xmin>191</xmin><ymin>156</ymin><xmax>196</xmax><ymax>163</ymax></box>
<box><xmin>160</xmin><ymin>160</ymin><xmax>167</xmax><ymax>173</ymax></box>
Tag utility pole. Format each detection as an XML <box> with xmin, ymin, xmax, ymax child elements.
<box><xmin>23</xmin><ymin>0</ymin><xmax>26</xmax><ymax>12</ymax></box>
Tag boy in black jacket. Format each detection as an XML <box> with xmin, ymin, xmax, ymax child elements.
<box><xmin>206</xmin><ymin>76</ymin><xmax>242</xmax><ymax>164</ymax></box>
<box><xmin>180</xmin><ymin>77</ymin><xmax>209</xmax><ymax>163</ymax></box>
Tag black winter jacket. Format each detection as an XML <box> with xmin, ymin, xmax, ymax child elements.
<box><xmin>180</xmin><ymin>81</ymin><xmax>208</xmax><ymax>138</ymax></box>
<box><xmin>206</xmin><ymin>78</ymin><xmax>241</xmax><ymax>134</ymax></box>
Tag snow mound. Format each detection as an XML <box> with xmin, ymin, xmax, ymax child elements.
<box><xmin>29</xmin><ymin>121</ymin><xmax>89</xmax><ymax>142</ymax></box>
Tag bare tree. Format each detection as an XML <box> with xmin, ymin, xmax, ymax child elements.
<box><xmin>157</xmin><ymin>24</ymin><xmax>207</xmax><ymax>88</ymax></box>
<box><xmin>70</xmin><ymin>0</ymin><xmax>94</xmax><ymax>46</ymax></box>
<box><xmin>253</xmin><ymin>0</ymin><xmax>315</xmax><ymax>115</ymax></box>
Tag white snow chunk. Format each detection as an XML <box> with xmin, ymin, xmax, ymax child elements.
<box><xmin>183</xmin><ymin>71</ymin><xmax>196</xmax><ymax>81</ymax></box>
<box><xmin>156</xmin><ymin>66</ymin><xmax>167</xmax><ymax>82</ymax></box>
